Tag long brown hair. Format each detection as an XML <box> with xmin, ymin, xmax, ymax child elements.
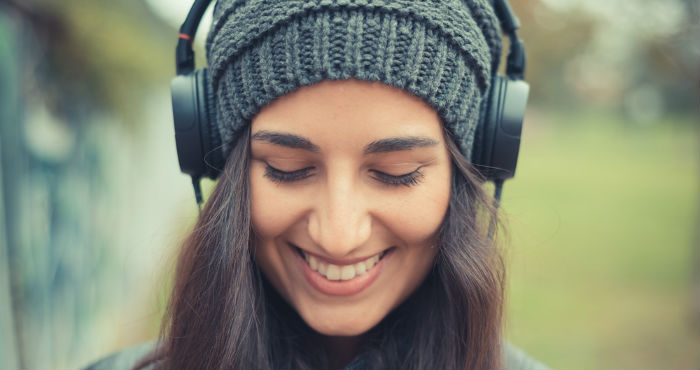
<box><xmin>142</xmin><ymin>125</ymin><xmax>505</xmax><ymax>370</ymax></box>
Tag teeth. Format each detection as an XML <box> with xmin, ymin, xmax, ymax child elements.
<box><xmin>340</xmin><ymin>265</ymin><xmax>356</xmax><ymax>280</ymax></box>
<box><xmin>301</xmin><ymin>249</ymin><xmax>384</xmax><ymax>281</ymax></box>
<box><xmin>354</xmin><ymin>262</ymin><xmax>366</xmax><ymax>275</ymax></box>
<box><xmin>369</xmin><ymin>255</ymin><xmax>379</xmax><ymax>265</ymax></box>
<box><xmin>326</xmin><ymin>265</ymin><xmax>340</xmax><ymax>280</ymax></box>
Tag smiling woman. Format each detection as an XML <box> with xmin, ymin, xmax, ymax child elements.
<box><xmin>84</xmin><ymin>0</ymin><xmax>548</xmax><ymax>369</ymax></box>
<box><xmin>152</xmin><ymin>79</ymin><xmax>506</xmax><ymax>370</ymax></box>
<box><xmin>250</xmin><ymin>80</ymin><xmax>451</xmax><ymax>340</ymax></box>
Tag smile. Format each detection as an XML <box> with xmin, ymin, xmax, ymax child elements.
<box><xmin>298</xmin><ymin>248</ymin><xmax>388</xmax><ymax>281</ymax></box>
<box><xmin>292</xmin><ymin>244</ymin><xmax>393</xmax><ymax>296</ymax></box>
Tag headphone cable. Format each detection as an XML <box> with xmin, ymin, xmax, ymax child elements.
<box><xmin>487</xmin><ymin>178</ymin><xmax>504</xmax><ymax>240</ymax></box>
<box><xmin>493</xmin><ymin>178</ymin><xmax>504</xmax><ymax>205</ymax></box>
<box><xmin>191</xmin><ymin>176</ymin><xmax>203</xmax><ymax>213</ymax></box>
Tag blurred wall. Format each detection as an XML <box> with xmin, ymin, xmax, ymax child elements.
<box><xmin>0</xmin><ymin>1</ymin><xmax>195</xmax><ymax>368</ymax></box>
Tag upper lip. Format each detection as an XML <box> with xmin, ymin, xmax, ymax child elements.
<box><xmin>289</xmin><ymin>242</ymin><xmax>391</xmax><ymax>266</ymax></box>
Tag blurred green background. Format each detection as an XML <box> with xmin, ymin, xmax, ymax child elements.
<box><xmin>0</xmin><ymin>0</ymin><xmax>697</xmax><ymax>369</ymax></box>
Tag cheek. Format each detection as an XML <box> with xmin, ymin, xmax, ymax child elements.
<box><xmin>250</xmin><ymin>165</ymin><xmax>310</xmax><ymax>238</ymax></box>
<box><xmin>251</xmin><ymin>168</ymin><xmax>286</xmax><ymax>238</ymax></box>
<box><xmin>376</xmin><ymin>168</ymin><xmax>451</xmax><ymax>244</ymax></box>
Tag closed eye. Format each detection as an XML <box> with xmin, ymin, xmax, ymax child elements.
<box><xmin>264</xmin><ymin>164</ymin><xmax>314</xmax><ymax>183</ymax></box>
<box><xmin>370</xmin><ymin>168</ymin><xmax>424</xmax><ymax>187</ymax></box>
<box><xmin>263</xmin><ymin>164</ymin><xmax>425</xmax><ymax>188</ymax></box>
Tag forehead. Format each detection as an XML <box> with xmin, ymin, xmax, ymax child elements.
<box><xmin>251</xmin><ymin>79</ymin><xmax>444</xmax><ymax>147</ymax></box>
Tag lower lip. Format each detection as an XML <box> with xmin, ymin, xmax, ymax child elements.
<box><xmin>296</xmin><ymin>250</ymin><xmax>389</xmax><ymax>296</ymax></box>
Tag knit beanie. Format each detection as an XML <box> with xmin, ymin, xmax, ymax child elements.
<box><xmin>206</xmin><ymin>0</ymin><xmax>502</xmax><ymax>160</ymax></box>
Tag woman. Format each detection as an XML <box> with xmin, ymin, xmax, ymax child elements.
<box><xmin>87</xmin><ymin>0</ymin><xmax>548</xmax><ymax>369</ymax></box>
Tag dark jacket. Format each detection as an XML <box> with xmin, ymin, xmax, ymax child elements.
<box><xmin>84</xmin><ymin>341</ymin><xmax>550</xmax><ymax>370</ymax></box>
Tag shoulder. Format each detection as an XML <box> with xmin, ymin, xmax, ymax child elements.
<box><xmin>83</xmin><ymin>341</ymin><xmax>157</xmax><ymax>370</ymax></box>
<box><xmin>502</xmin><ymin>342</ymin><xmax>551</xmax><ymax>370</ymax></box>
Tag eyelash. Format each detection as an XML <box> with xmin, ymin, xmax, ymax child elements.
<box><xmin>369</xmin><ymin>169</ymin><xmax>424</xmax><ymax>187</ymax></box>
<box><xmin>263</xmin><ymin>165</ymin><xmax>424</xmax><ymax>187</ymax></box>
<box><xmin>264</xmin><ymin>165</ymin><xmax>314</xmax><ymax>183</ymax></box>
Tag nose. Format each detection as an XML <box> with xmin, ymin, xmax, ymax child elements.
<box><xmin>307</xmin><ymin>173</ymin><xmax>372</xmax><ymax>258</ymax></box>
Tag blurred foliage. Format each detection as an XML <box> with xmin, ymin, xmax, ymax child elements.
<box><xmin>4</xmin><ymin>0</ymin><xmax>174</xmax><ymax>127</ymax></box>
<box><xmin>511</xmin><ymin>0</ymin><xmax>699</xmax><ymax>117</ymax></box>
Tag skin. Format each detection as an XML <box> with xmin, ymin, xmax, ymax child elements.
<box><xmin>249</xmin><ymin>79</ymin><xmax>451</xmax><ymax>361</ymax></box>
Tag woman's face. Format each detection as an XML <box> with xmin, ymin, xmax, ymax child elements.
<box><xmin>250</xmin><ymin>79</ymin><xmax>451</xmax><ymax>336</ymax></box>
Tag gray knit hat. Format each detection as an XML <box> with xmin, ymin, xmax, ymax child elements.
<box><xmin>206</xmin><ymin>0</ymin><xmax>502</xmax><ymax>159</ymax></box>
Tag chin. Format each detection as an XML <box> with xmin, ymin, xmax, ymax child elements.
<box><xmin>298</xmin><ymin>305</ymin><xmax>384</xmax><ymax>337</ymax></box>
<box><xmin>306</xmin><ymin>319</ymin><xmax>377</xmax><ymax>337</ymax></box>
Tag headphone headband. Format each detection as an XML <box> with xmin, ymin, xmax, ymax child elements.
<box><xmin>175</xmin><ymin>0</ymin><xmax>212</xmax><ymax>75</ymax></box>
<box><xmin>493</xmin><ymin>0</ymin><xmax>526</xmax><ymax>80</ymax></box>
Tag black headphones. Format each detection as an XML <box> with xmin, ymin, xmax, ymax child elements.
<box><xmin>171</xmin><ymin>0</ymin><xmax>529</xmax><ymax>205</ymax></box>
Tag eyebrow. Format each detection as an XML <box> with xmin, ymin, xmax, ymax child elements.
<box><xmin>251</xmin><ymin>131</ymin><xmax>320</xmax><ymax>152</ymax></box>
<box><xmin>363</xmin><ymin>137</ymin><xmax>439</xmax><ymax>154</ymax></box>
<box><xmin>251</xmin><ymin>131</ymin><xmax>438</xmax><ymax>154</ymax></box>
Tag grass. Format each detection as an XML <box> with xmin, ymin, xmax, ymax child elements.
<box><xmin>502</xmin><ymin>111</ymin><xmax>699</xmax><ymax>369</ymax></box>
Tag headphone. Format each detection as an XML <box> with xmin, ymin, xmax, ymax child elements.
<box><xmin>171</xmin><ymin>0</ymin><xmax>529</xmax><ymax>205</ymax></box>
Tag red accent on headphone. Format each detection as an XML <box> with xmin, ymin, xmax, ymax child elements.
<box><xmin>179</xmin><ymin>33</ymin><xmax>192</xmax><ymax>41</ymax></box>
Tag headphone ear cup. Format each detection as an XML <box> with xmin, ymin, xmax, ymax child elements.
<box><xmin>471</xmin><ymin>75</ymin><xmax>529</xmax><ymax>181</ymax></box>
<box><xmin>472</xmin><ymin>76</ymin><xmax>501</xmax><ymax>177</ymax></box>
<box><xmin>196</xmin><ymin>68</ymin><xmax>224</xmax><ymax>179</ymax></box>
<box><xmin>171</xmin><ymin>68</ymin><xmax>224</xmax><ymax>180</ymax></box>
